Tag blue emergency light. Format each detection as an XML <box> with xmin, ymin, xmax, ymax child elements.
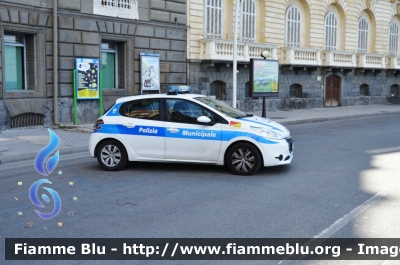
<box><xmin>167</xmin><ymin>85</ymin><xmax>192</xmax><ymax>95</ymax></box>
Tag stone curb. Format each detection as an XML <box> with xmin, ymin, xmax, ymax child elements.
<box><xmin>59</xmin><ymin>125</ymin><xmax>93</xmax><ymax>134</ymax></box>
<box><xmin>62</xmin><ymin>127</ymin><xmax>93</xmax><ymax>133</ymax></box>
<box><xmin>0</xmin><ymin>146</ymin><xmax>88</xmax><ymax>165</ymax></box>
<box><xmin>278</xmin><ymin>111</ymin><xmax>400</xmax><ymax>125</ymax></box>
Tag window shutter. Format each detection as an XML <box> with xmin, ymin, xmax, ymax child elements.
<box><xmin>25</xmin><ymin>34</ymin><xmax>35</xmax><ymax>90</ymax></box>
<box><xmin>325</xmin><ymin>12</ymin><xmax>338</xmax><ymax>50</ymax></box>
<box><xmin>118</xmin><ymin>42</ymin><xmax>125</xmax><ymax>89</ymax></box>
<box><xmin>286</xmin><ymin>6</ymin><xmax>301</xmax><ymax>47</ymax></box>
<box><xmin>358</xmin><ymin>17</ymin><xmax>368</xmax><ymax>53</ymax></box>
<box><xmin>206</xmin><ymin>0</ymin><xmax>222</xmax><ymax>38</ymax></box>
<box><xmin>389</xmin><ymin>22</ymin><xmax>399</xmax><ymax>56</ymax></box>
<box><xmin>241</xmin><ymin>0</ymin><xmax>255</xmax><ymax>42</ymax></box>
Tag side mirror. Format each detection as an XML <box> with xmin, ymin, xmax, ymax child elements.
<box><xmin>197</xmin><ymin>116</ymin><xmax>211</xmax><ymax>124</ymax></box>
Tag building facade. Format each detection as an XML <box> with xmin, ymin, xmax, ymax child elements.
<box><xmin>0</xmin><ymin>0</ymin><xmax>187</xmax><ymax>129</ymax></box>
<box><xmin>188</xmin><ymin>0</ymin><xmax>400</xmax><ymax>112</ymax></box>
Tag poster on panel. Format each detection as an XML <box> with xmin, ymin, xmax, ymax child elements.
<box><xmin>249</xmin><ymin>59</ymin><xmax>279</xmax><ymax>97</ymax></box>
<box><xmin>75</xmin><ymin>58</ymin><xmax>100</xmax><ymax>100</ymax></box>
<box><xmin>140</xmin><ymin>53</ymin><xmax>160</xmax><ymax>92</ymax></box>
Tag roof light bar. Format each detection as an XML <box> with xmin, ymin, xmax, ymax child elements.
<box><xmin>167</xmin><ymin>85</ymin><xmax>192</xmax><ymax>95</ymax></box>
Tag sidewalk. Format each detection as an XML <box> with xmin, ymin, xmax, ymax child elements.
<box><xmin>0</xmin><ymin>104</ymin><xmax>399</xmax><ymax>165</ymax></box>
<box><xmin>248</xmin><ymin>104</ymin><xmax>400</xmax><ymax>125</ymax></box>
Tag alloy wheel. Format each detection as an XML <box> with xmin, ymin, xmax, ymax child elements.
<box><xmin>100</xmin><ymin>144</ymin><xmax>121</xmax><ymax>167</ymax></box>
<box><xmin>231</xmin><ymin>148</ymin><xmax>255</xmax><ymax>173</ymax></box>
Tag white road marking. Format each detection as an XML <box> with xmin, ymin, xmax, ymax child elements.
<box><xmin>278</xmin><ymin>176</ymin><xmax>400</xmax><ymax>265</ymax></box>
<box><xmin>313</xmin><ymin>194</ymin><xmax>381</xmax><ymax>239</ymax></box>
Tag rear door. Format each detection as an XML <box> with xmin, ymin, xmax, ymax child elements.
<box><xmin>117</xmin><ymin>98</ymin><xmax>165</xmax><ymax>159</ymax></box>
<box><xmin>164</xmin><ymin>98</ymin><xmax>222</xmax><ymax>161</ymax></box>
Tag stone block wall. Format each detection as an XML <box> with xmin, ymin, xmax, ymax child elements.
<box><xmin>0</xmin><ymin>1</ymin><xmax>187</xmax><ymax>128</ymax></box>
<box><xmin>139</xmin><ymin>0</ymin><xmax>187</xmax><ymax>25</ymax></box>
<box><xmin>189</xmin><ymin>62</ymin><xmax>393</xmax><ymax>112</ymax></box>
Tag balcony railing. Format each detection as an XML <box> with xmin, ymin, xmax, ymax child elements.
<box><xmin>199</xmin><ymin>39</ymin><xmax>278</xmax><ymax>61</ymax></box>
<box><xmin>281</xmin><ymin>47</ymin><xmax>321</xmax><ymax>66</ymax></box>
<box><xmin>356</xmin><ymin>53</ymin><xmax>385</xmax><ymax>68</ymax></box>
<box><xmin>199</xmin><ymin>39</ymin><xmax>396</xmax><ymax>70</ymax></box>
<box><xmin>93</xmin><ymin>0</ymin><xmax>138</xmax><ymax>20</ymax></box>
<box><xmin>321</xmin><ymin>50</ymin><xmax>356</xmax><ymax>67</ymax></box>
<box><xmin>386</xmin><ymin>55</ymin><xmax>400</xmax><ymax>69</ymax></box>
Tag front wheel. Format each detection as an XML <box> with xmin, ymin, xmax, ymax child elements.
<box><xmin>226</xmin><ymin>143</ymin><xmax>262</xmax><ymax>175</ymax></box>
<box><xmin>96</xmin><ymin>140</ymin><xmax>128</xmax><ymax>171</ymax></box>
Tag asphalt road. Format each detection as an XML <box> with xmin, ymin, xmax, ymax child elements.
<box><xmin>1</xmin><ymin>114</ymin><xmax>400</xmax><ymax>265</ymax></box>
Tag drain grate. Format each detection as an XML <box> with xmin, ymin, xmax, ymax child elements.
<box><xmin>10</xmin><ymin>113</ymin><xmax>44</xmax><ymax>128</ymax></box>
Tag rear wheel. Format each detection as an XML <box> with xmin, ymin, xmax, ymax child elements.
<box><xmin>226</xmin><ymin>143</ymin><xmax>262</xmax><ymax>175</ymax></box>
<box><xmin>96</xmin><ymin>140</ymin><xmax>128</xmax><ymax>171</ymax></box>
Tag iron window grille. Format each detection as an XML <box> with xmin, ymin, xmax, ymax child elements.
<box><xmin>360</xmin><ymin>84</ymin><xmax>369</xmax><ymax>96</ymax></box>
<box><xmin>390</xmin><ymin>84</ymin><xmax>400</xmax><ymax>96</ymax></box>
<box><xmin>290</xmin><ymin>84</ymin><xmax>303</xmax><ymax>98</ymax></box>
<box><xmin>210</xmin><ymin>81</ymin><xmax>226</xmax><ymax>100</ymax></box>
<box><xmin>245</xmin><ymin>82</ymin><xmax>251</xmax><ymax>99</ymax></box>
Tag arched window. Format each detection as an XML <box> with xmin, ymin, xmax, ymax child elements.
<box><xmin>286</xmin><ymin>5</ymin><xmax>301</xmax><ymax>47</ymax></box>
<box><xmin>241</xmin><ymin>0</ymin><xmax>255</xmax><ymax>42</ymax></box>
<box><xmin>389</xmin><ymin>21</ymin><xmax>399</xmax><ymax>56</ymax></box>
<box><xmin>210</xmin><ymin>81</ymin><xmax>226</xmax><ymax>100</ymax></box>
<box><xmin>290</xmin><ymin>84</ymin><xmax>302</xmax><ymax>98</ymax></box>
<box><xmin>205</xmin><ymin>0</ymin><xmax>222</xmax><ymax>38</ymax></box>
<box><xmin>360</xmin><ymin>84</ymin><xmax>369</xmax><ymax>96</ymax></box>
<box><xmin>358</xmin><ymin>17</ymin><xmax>369</xmax><ymax>53</ymax></box>
<box><xmin>245</xmin><ymin>81</ymin><xmax>251</xmax><ymax>98</ymax></box>
<box><xmin>324</xmin><ymin>12</ymin><xmax>338</xmax><ymax>50</ymax></box>
<box><xmin>390</xmin><ymin>84</ymin><xmax>400</xmax><ymax>96</ymax></box>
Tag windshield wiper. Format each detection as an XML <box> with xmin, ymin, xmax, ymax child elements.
<box><xmin>246</xmin><ymin>114</ymin><xmax>254</xmax><ymax>117</ymax></box>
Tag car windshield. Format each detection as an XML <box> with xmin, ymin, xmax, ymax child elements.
<box><xmin>194</xmin><ymin>97</ymin><xmax>247</xmax><ymax>119</ymax></box>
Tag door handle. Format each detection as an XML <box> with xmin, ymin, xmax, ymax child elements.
<box><xmin>123</xmin><ymin>123</ymin><xmax>135</xmax><ymax>128</ymax></box>
<box><xmin>167</xmin><ymin>128</ymin><xmax>179</xmax><ymax>133</ymax></box>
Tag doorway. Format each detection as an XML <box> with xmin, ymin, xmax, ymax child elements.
<box><xmin>325</xmin><ymin>75</ymin><xmax>341</xmax><ymax>107</ymax></box>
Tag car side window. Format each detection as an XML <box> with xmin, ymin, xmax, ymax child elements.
<box><xmin>166</xmin><ymin>99</ymin><xmax>219</xmax><ymax>124</ymax></box>
<box><xmin>120</xmin><ymin>98</ymin><xmax>160</xmax><ymax>120</ymax></box>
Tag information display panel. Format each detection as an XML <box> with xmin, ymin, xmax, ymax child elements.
<box><xmin>140</xmin><ymin>53</ymin><xmax>160</xmax><ymax>92</ymax></box>
<box><xmin>75</xmin><ymin>58</ymin><xmax>100</xmax><ymax>100</ymax></box>
<box><xmin>249</xmin><ymin>59</ymin><xmax>279</xmax><ymax>97</ymax></box>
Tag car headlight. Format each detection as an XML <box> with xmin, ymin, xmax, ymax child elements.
<box><xmin>251</xmin><ymin>126</ymin><xmax>284</xmax><ymax>140</ymax></box>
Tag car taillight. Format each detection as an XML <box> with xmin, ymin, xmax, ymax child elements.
<box><xmin>94</xmin><ymin>119</ymin><xmax>104</xmax><ymax>131</ymax></box>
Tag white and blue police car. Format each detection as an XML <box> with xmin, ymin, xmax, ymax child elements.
<box><xmin>89</xmin><ymin>86</ymin><xmax>293</xmax><ymax>175</ymax></box>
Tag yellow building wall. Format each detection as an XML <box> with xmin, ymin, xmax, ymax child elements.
<box><xmin>188</xmin><ymin>0</ymin><xmax>400</xmax><ymax>60</ymax></box>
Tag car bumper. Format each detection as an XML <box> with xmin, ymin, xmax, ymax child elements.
<box><xmin>259</xmin><ymin>137</ymin><xmax>293</xmax><ymax>167</ymax></box>
<box><xmin>88</xmin><ymin>133</ymin><xmax>99</xmax><ymax>157</ymax></box>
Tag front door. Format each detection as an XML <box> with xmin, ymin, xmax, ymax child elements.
<box><xmin>325</xmin><ymin>75</ymin><xmax>340</xmax><ymax>107</ymax></box>
<box><xmin>165</xmin><ymin>98</ymin><xmax>222</xmax><ymax>161</ymax></box>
